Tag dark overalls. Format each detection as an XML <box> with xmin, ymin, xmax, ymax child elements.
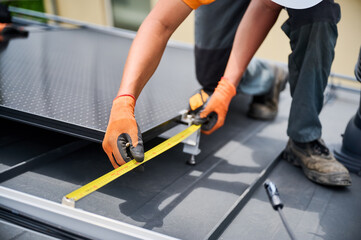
<box><xmin>195</xmin><ymin>0</ymin><xmax>340</xmax><ymax>142</ymax></box>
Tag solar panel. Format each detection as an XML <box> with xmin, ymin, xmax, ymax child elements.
<box><xmin>0</xmin><ymin>28</ymin><xmax>200</xmax><ymax>142</ymax></box>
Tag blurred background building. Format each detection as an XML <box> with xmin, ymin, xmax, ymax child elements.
<box><xmin>3</xmin><ymin>0</ymin><xmax>361</xmax><ymax>77</ymax></box>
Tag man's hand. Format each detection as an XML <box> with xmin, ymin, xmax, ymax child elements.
<box><xmin>194</xmin><ymin>77</ymin><xmax>236</xmax><ymax>135</ymax></box>
<box><xmin>102</xmin><ymin>95</ymin><xmax>144</xmax><ymax>168</ymax></box>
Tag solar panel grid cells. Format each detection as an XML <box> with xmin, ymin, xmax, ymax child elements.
<box><xmin>0</xmin><ymin>28</ymin><xmax>200</xmax><ymax>137</ymax></box>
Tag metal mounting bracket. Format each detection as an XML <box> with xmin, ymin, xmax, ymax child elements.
<box><xmin>158</xmin><ymin>110</ymin><xmax>202</xmax><ymax>165</ymax></box>
<box><xmin>180</xmin><ymin>112</ymin><xmax>201</xmax><ymax>165</ymax></box>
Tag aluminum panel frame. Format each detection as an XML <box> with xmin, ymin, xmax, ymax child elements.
<box><xmin>0</xmin><ymin>186</ymin><xmax>178</xmax><ymax>240</ymax></box>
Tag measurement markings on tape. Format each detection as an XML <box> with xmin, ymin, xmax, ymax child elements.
<box><xmin>62</xmin><ymin>124</ymin><xmax>201</xmax><ymax>207</ymax></box>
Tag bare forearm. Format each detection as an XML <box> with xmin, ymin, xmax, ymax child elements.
<box><xmin>117</xmin><ymin>0</ymin><xmax>192</xmax><ymax>99</ymax></box>
<box><xmin>224</xmin><ymin>0</ymin><xmax>282</xmax><ymax>87</ymax></box>
<box><xmin>117</xmin><ymin>19</ymin><xmax>171</xmax><ymax>98</ymax></box>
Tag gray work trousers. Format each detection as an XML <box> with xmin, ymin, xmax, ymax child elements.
<box><xmin>195</xmin><ymin>0</ymin><xmax>274</xmax><ymax>95</ymax></box>
<box><xmin>195</xmin><ymin>0</ymin><xmax>340</xmax><ymax>142</ymax></box>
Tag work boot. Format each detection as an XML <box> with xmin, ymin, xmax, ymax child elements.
<box><xmin>283</xmin><ymin>138</ymin><xmax>352</xmax><ymax>186</ymax></box>
<box><xmin>247</xmin><ymin>65</ymin><xmax>288</xmax><ymax>120</ymax></box>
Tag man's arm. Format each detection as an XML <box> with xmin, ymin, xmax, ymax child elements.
<box><xmin>117</xmin><ymin>0</ymin><xmax>192</xmax><ymax>99</ymax></box>
<box><xmin>103</xmin><ymin>0</ymin><xmax>192</xmax><ymax>168</ymax></box>
<box><xmin>224</xmin><ymin>0</ymin><xmax>282</xmax><ymax>88</ymax></box>
<box><xmin>196</xmin><ymin>0</ymin><xmax>282</xmax><ymax>134</ymax></box>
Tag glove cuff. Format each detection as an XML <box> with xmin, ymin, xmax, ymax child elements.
<box><xmin>111</xmin><ymin>95</ymin><xmax>136</xmax><ymax>118</ymax></box>
<box><xmin>114</xmin><ymin>94</ymin><xmax>136</xmax><ymax>103</ymax></box>
<box><xmin>218</xmin><ymin>77</ymin><xmax>237</xmax><ymax>101</ymax></box>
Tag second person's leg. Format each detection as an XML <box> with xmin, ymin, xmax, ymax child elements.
<box><xmin>194</xmin><ymin>0</ymin><xmax>287</xmax><ymax>120</ymax></box>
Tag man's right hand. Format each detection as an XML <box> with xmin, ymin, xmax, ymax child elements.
<box><xmin>194</xmin><ymin>77</ymin><xmax>236</xmax><ymax>135</ymax></box>
<box><xmin>102</xmin><ymin>95</ymin><xmax>144</xmax><ymax>168</ymax></box>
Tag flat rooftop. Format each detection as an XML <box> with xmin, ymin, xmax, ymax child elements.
<box><xmin>1</xmin><ymin>86</ymin><xmax>360</xmax><ymax>240</ymax></box>
<box><xmin>0</xmin><ymin>20</ymin><xmax>360</xmax><ymax>240</ymax></box>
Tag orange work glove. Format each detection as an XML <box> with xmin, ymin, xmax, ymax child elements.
<box><xmin>102</xmin><ymin>95</ymin><xmax>144</xmax><ymax>168</ymax></box>
<box><xmin>0</xmin><ymin>23</ymin><xmax>7</xmax><ymax>32</ymax></box>
<box><xmin>194</xmin><ymin>77</ymin><xmax>236</xmax><ymax>135</ymax></box>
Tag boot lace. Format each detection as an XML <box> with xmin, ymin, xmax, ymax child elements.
<box><xmin>311</xmin><ymin>140</ymin><xmax>330</xmax><ymax>156</ymax></box>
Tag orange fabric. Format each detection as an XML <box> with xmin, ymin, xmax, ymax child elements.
<box><xmin>182</xmin><ymin>0</ymin><xmax>216</xmax><ymax>9</ymax></box>
<box><xmin>189</xmin><ymin>89</ymin><xmax>209</xmax><ymax>111</ymax></box>
<box><xmin>102</xmin><ymin>96</ymin><xmax>139</xmax><ymax>168</ymax></box>
<box><xmin>199</xmin><ymin>77</ymin><xmax>236</xmax><ymax>135</ymax></box>
<box><xmin>0</xmin><ymin>23</ymin><xmax>8</xmax><ymax>32</ymax></box>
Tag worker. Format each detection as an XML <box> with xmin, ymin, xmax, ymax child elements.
<box><xmin>190</xmin><ymin>0</ymin><xmax>288</xmax><ymax>121</ymax></box>
<box><xmin>0</xmin><ymin>3</ymin><xmax>28</xmax><ymax>45</ymax></box>
<box><xmin>0</xmin><ymin>3</ymin><xmax>11</xmax><ymax>23</ymax></box>
<box><xmin>191</xmin><ymin>0</ymin><xmax>351</xmax><ymax>186</ymax></box>
<box><xmin>102</xmin><ymin>0</ymin><xmax>351</xmax><ymax>186</ymax></box>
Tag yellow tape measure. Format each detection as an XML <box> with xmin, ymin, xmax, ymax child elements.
<box><xmin>62</xmin><ymin>124</ymin><xmax>201</xmax><ymax>207</ymax></box>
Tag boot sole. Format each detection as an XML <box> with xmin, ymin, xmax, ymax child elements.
<box><xmin>283</xmin><ymin>149</ymin><xmax>352</xmax><ymax>186</ymax></box>
<box><xmin>304</xmin><ymin>168</ymin><xmax>352</xmax><ymax>186</ymax></box>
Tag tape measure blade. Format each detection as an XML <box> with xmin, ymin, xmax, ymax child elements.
<box><xmin>66</xmin><ymin>160</ymin><xmax>140</xmax><ymax>201</ymax></box>
<box><xmin>148</xmin><ymin>125</ymin><xmax>200</xmax><ymax>157</ymax></box>
<box><xmin>64</xmin><ymin>124</ymin><xmax>200</xmax><ymax>203</ymax></box>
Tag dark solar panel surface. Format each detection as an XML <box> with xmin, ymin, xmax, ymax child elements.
<box><xmin>0</xmin><ymin>28</ymin><xmax>199</xmax><ymax>142</ymax></box>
